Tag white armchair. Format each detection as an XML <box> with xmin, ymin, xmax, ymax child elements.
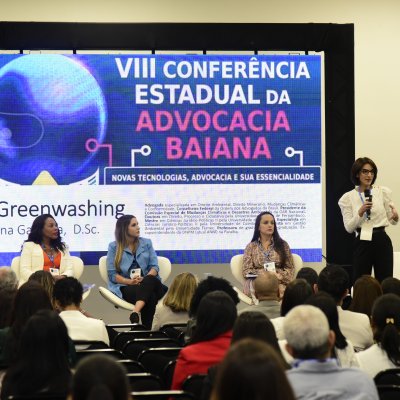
<box><xmin>11</xmin><ymin>255</ymin><xmax>85</xmax><ymax>280</ymax></box>
<box><xmin>230</xmin><ymin>253</ymin><xmax>303</xmax><ymax>305</ymax></box>
<box><xmin>98</xmin><ymin>255</ymin><xmax>172</xmax><ymax>310</ymax></box>
<box><xmin>10</xmin><ymin>255</ymin><xmax>90</xmax><ymax>299</ymax></box>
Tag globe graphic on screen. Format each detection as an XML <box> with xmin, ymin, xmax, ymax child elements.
<box><xmin>0</xmin><ymin>54</ymin><xmax>107</xmax><ymax>185</ymax></box>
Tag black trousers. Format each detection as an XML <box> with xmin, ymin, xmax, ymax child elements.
<box><xmin>121</xmin><ymin>275</ymin><xmax>166</xmax><ymax>328</ymax></box>
<box><xmin>353</xmin><ymin>229</ymin><xmax>393</xmax><ymax>283</ymax></box>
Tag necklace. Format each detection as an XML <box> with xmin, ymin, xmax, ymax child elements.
<box><xmin>42</xmin><ymin>243</ymin><xmax>56</xmax><ymax>266</ymax></box>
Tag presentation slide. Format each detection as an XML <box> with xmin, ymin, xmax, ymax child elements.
<box><xmin>0</xmin><ymin>53</ymin><xmax>321</xmax><ymax>265</ymax></box>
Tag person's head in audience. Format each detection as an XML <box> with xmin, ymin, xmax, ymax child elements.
<box><xmin>190</xmin><ymin>290</ymin><xmax>237</xmax><ymax>344</ymax></box>
<box><xmin>296</xmin><ymin>267</ymin><xmax>318</xmax><ymax>293</ymax></box>
<box><xmin>349</xmin><ymin>275</ymin><xmax>382</xmax><ymax>317</ymax></box>
<box><xmin>284</xmin><ymin>305</ymin><xmax>334</xmax><ymax>360</ymax></box>
<box><xmin>0</xmin><ymin>267</ymin><xmax>18</xmax><ymax>329</ymax></box>
<box><xmin>317</xmin><ymin>264</ymin><xmax>350</xmax><ymax>305</ymax></box>
<box><xmin>211</xmin><ymin>338</ymin><xmax>296</xmax><ymax>400</ymax></box>
<box><xmin>70</xmin><ymin>354</ymin><xmax>130</xmax><ymax>400</ymax></box>
<box><xmin>306</xmin><ymin>292</ymin><xmax>349</xmax><ymax>352</ymax></box>
<box><xmin>25</xmin><ymin>213</ymin><xmax>66</xmax><ymax>252</ymax></box>
<box><xmin>280</xmin><ymin>278</ymin><xmax>313</xmax><ymax>316</ymax></box>
<box><xmin>381</xmin><ymin>277</ymin><xmax>400</xmax><ymax>297</ymax></box>
<box><xmin>53</xmin><ymin>276</ymin><xmax>83</xmax><ymax>311</ymax></box>
<box><xmin>371</xmin><ymin>294</ymin><xmax>400</xmax><ymax>367</ymax></box>
<box><xmin>10</xmin><ymin>281</ymin><xmax>53</xmax><ymax>349</ymax></box>
<box><xmin>1</xmin><ymin>309</ymin><xmax>71</xmax><ymax>399</ymax></box>
<box><xmin>253</xmin><ymin>271</ymin><xmax>279</xmax><ymax>301</ymax></box>
<box><xmin>189</xmin><ymin>276</ymin><xmax>239</xmax><ymax>318</ymax></box>
<box><xmin>232</xmin><ymin>311</ymin><xmax>289</xmax><ymax>368</ymax></box>
<box><xmin>163</xmin><ymin>272</ymin><xmax>198</xmax><ymax>312</ymax></box>
<box><xmin>28</xmin><ymin>270</ymin><xmax>55</xmax><ymax>306</ymax></box>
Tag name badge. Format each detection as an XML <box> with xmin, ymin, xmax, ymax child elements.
<box><xmin>49</xmin><ymin>268</ymin><xmax>60</xmax><ymax>276</ymax></box>
<box><xmin>264</xmin><ymin>262</ymin><xmax>276</xmax><ymax>272</ymax></box>
<box><xmin>130</xmin><ymin>268</ymin><xmax>141</xmax><ymax>279</ymax></box>
<box><xmin>360</xmin><ymin>220</ymin><xmax>373</xmax><ymax>241</ymax></box>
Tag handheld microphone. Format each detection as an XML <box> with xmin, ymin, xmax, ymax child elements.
<box><xmin>364</xmin><ymin>189</ymin><xmax>372</xmax><ymax>219</ymax></box>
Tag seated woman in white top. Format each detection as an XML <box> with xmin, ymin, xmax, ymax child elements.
<box><xmin>20</xmin><ymin>214</ymin><xmax>73</xmax><ymax>283</ymax></box>
<box><xmin>358</xmin><ymin>294</ymin><xmax>400</xmax><ymax>378</ymax></box>
<box><xmin>152</xmin><ymin>272</ymin><xmax>198</xmax><ymax>331</ymax></box>
<box><xmin>305</xmin><ymin>292</ymin><xmax>359</xmax><ymax>367</ymax></box>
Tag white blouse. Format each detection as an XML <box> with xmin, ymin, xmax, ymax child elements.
<box><xmin>338</xmin><ymin>186</ymin><xmax>397</xmax><ymax>234</ymax></box>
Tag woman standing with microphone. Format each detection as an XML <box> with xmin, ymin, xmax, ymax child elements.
<box><xmin>338</xmin><ymin>157</ymin><xmax>398</xmax><ymax>283</ymax></box>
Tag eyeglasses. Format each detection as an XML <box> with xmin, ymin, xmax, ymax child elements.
<box><xmin>361</xmin><ymin>169</ymin><xmax>375</xmax><ymax>175</ymax></box>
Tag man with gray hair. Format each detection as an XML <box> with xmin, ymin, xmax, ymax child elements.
<box><xmin>239</xmin><ymin>271</ymin><xmax>280</xmax><ymax>319</ymax></box>
<box><xmin>284</xmin><ymin>305</ymin><xmax>378</xmax><ymax>400</ymax></box>
<box><xmin>0</xmin><ymin>267</ymin><xmax>18</xmax><ymax>328</ymax></box>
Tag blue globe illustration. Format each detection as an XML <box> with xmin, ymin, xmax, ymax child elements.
<box><xmin>0</xmin><ymin>54</ymin><xmax>107</xmax><ymax>184</ymax></box>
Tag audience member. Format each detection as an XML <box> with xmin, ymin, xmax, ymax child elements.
<box><xmin>0</xmin><ymin>267</ymin><xmax>18</xmax><ymax>329</ymax></box>
<box><xmin>210</xmin><ymin>339</ymin><xmax>296</xmax><ymax>400</ymax></box>
<box><xmin>381</xmin><ymin>276</ymin><xmax>400</xmax><ymax>297</ymax></box>
<box><xmin>53</xmin><ymin>277</ymin><xmax>109</xmax><ymax>346</ymax></box>
<box><xmin>70</xmin><ymin>354</ymin><xmax>131</xmax><ymax>400</ymax></box>
<box><xmin>317</xmin><ymin>264</ymin><xmax>373</xmax><ymax>350</ymax></box>
<box><xmin>201</xmin><ymin>311</ymin><xmax>289</xmax><ymax>400</ymax></box>
<box><xmin>284</xmin><ymin>305</ymin><xmax>379</xmax><ymax>400</ymax></box>
<box><xmin>28</xmin><ymin>270</ymin><xmax>55</xmax><ymax>306</ymax></box>
<box><xmin>305</xmin><ymin>292</ymin><xmax>359</xmax><ymax>367</ymax></box>
<box><xmin>186</xmin><ymin>276</ymin><xmax>239</xmax><ymax>341</ymax></box>
<box><xmin>239</xmin><ymin>271</ymin><xmax>280</xmax><ymax>319</ymax></box>
<box><xmin>171</xmin><ymin>291</ymin><xmax>237</xmax><ymax>390</ymax></box>
<box><xmin>349</xmin><ymin>275</ymin><xmax>382</xmax><ymax>318</ymax></box>
<box><xmin>271</xmin><ymin>278</ymin><xmax>313</xmax><ymax>339</ymax></box>
<box><xmin>152</xmin><ymin>272</ymin><xmax>198</xmax><ymax>331</ymax></box>
<box><xmin>357</xmin><ymin>294</ymin><xmax>400</xmax><ymax>378</ymax></box>
<box><xmin>1</xmin><ymin>310</ymin><xmax>72</xmax><ymax>399</ymax></box>
<box><xmin>296</xmin><ymin>267</ymin><xmax>318</xmax><ymax>293</ymax></box>
<box><xmin>0</xmin><ymin>281</ymin><xmax>52</xmax><ymax>365</ymax></box>
<box><xmin>232</xmin><ymin>311</ymin><xmax>288</xmax><ymax>366</ymax></box>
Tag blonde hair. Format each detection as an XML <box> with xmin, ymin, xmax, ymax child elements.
<box><xmin>163</xmin><ymin>272</ymin><xmax>198</xmax><ymax>312</ymax></box>
<box><xmin>28</xmin><ymin>270</ymin><xmax>55</xmax><ymax>307</ymax></box>
<box><xmin>114</xmin><ymin>215</ymin><xmax>136</xmax><ymax>272</ymax></box>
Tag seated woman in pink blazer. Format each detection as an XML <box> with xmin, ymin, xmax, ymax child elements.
<box><xmin>20</xmin><ymin>214</ymin><xmax>73</xmax><ymax>283</ymax></box>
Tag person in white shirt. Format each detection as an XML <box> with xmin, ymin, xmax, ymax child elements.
<box><xmin>317</xmin><ymin>265</ymin><xmax>373</xmax><ymax>351</ymax></box>
<box><xmin>53</xmin><ymin>277</ymin><xmax>109</xmax><ymax>346</ymax></box>
<box><xmin>358</xmin><ymin>294</ymin><xmax>400</xmax><ymax>378</ymax></box>
<box><xmin>338</xmin><ymin>157</ymin><xmax>398</xmax><ymax>283</ymax></box>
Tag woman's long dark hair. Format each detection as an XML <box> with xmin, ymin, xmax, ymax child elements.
<box><xmin>306</xmin><ymin>292</ymin><xmax>348</xmax><ymax>350</ymax></box>
<box><xmin>232</xmin><ymin>311</ymin><xmax>289</xmax><ymax>369</ymax></box>
<box><xmin>8</xmin><ymin>281</ymin><xmax>53</xmax><ymax>360</ymax></box>
<box><xmin>71</xmin><ymin>355</ymin><xmax>130</xmax><ymax>400</ymax></box>
<box><xmin>280</xmin><ymin>279</ymin><xmax>313</xmax><ymax>317</ymax></box>
<box><xmin>190</xmin><ymin>291</ymin><xmax>237</xmax><ymax>344</ymax></box>
<box><xmin>213</xmin><ymin>339</ymin><xmax>296</xmax><ymax>400</ymax></box>
<box><xmin>26</xmin><ymin>214</ymin><xmax>66</xmax><ymax>252</ymax></box>
<box><xmin>250</xmin><ymin>211</ymin><xmax>288</xmax><ymax>268</ymax></box>
<box><xmin>1</xmin><ymin>310</ymin><xmax>71</xmax><ymax>399</ymax></box>
<box><xmin>372</xmin><ymin>294</ymin><xmax>400</xmax><ymax>366</ymax></box>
